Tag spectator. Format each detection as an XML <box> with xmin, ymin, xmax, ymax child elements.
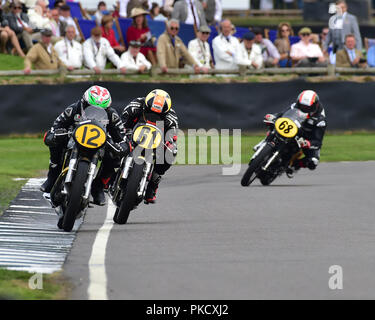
<box><xmin>54</xmin><ymin>25</ymin><xmax>83</xmax><ymax>70</ymax></box>
<box><xmin>324</xmin><ymin>0</ymin><xmax>362</xmax><ymax>54</ymax></box>
<box><xmin>95</xmin><ymin>1</ymin><xmax>108</xmax><ymax>26</ymax></box>
<box><xmin>121</xmin><ymin>0</ymin><xmax>150</xmax><ymax>18</ymax></box>
<box><xmin>6</xmin><ymin>0</ymin><xmax>35</xmax><ymax>51</ymax></box>
<box><xmin>23</xmin><ymin>0</ymin><xmax>50</xmax><ymax>10</ymax></box>
<box><xmin>49</xmin><ymin>8</ymin><xmax>66</xmax><ymax>43</ymax></box>
<box><xmin>27</xmin><ymin>0</ymin><xmax>51</xmax><ymax>31</ymax></box>
<box><xmin>126</xmin><ymin>7</ymin><xmax>157</xmax><ymax>66</ymax></box>
<box><xmin>120</xmin><ymin>40</ymin><xmax>151</xmax><ymax>72</ymax></box>
<box><xmin>24</xmin><ymin>28</ymin><xmax>68</xmax><ymax>74</ymax></box>
<box><xmin>253</xmin><ymin>27</ymin><xmax>280</xmax><ymax>67</ymax></box>
<box><xmin>290</xmin><ymin>27</ymin><xmax>327</xmax><ymax>67</ymax></box>
<box><xmin>319</xmin><ymin>27</ymin><xmax>329</xmax><ymax>50</ymax></box>
<box><xmin>336</xmin><ymin>34</ymin><xmax>366</xmax><ymax>68</ymax></box>
<box><xmin>237</xmin><ymin>31</ymin><xmax>263</xmax><ymax>69</ymax></box>
<box><xmin>0</xmin><ymin>3</ymin><xmax>25</xmax><ymax>57</ymax></box>
<box><xmin>83</xmin><ymin>26</ymin><xmax>126</xmax><ymax>74</ymax></box>
<box><xmin>101</xmin><ymin>15</ymin><xmax>126</xmax><ymax>54</ymax></box>
<box><xmin>53</xmin><ymin>0</ymin><xmax>64</xmax><ymax>9</ymax></box>
<box><xmin>212</xmin><ymin>19</ymin><xmax>240</xmax><ymax>70</ymax></box>
<box><xmin>188</xmin><ymin>24</ymin><xmax>213</xmax><ymax>72</ymax></box>
<box><xmin>172</xmin><ymin>0</ymin><xmax>207</xmax><ymax>29</ymax></box>
<box><xmin>149</xmin><ymin>2</ymin><xmax>167</xmax><ymax>21</ymax></box>
<box><xmin>274</xmin><ymin>22</ymin><xmax>293</xmax><ymax>68</ymax></box>
<box><xmin>201</xmin><ymin>0</ymin><xmax>222</xmax><ymax>26</ymax></box>
<box><xmin>162</xmin><ymin>0</ymin><xmax>174</xmax><ymax>17</ymax></box>
<box><xmin>157</xmin><ymin>18</ymin><xmax>200</xmax><ymax>73</ymax></box>
<box><xmin>59</xmin><ymin>4</ymin><xmax>80</xmax><ymax>41</ymax></box>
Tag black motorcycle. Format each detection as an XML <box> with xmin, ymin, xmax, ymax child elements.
<box><xmin>49</xmin><ymin>106</ymin><xmax>108</xmax><ymax>232</ymax></box>
<box><xmin>241</xmin><ymin>108</ymin><xmax>309</xmax><ymax>187</ymax></box>
<box><xmin>109</xmin><ymin>113</ymin><xmax>164</xmax><ymax>225</ymax></box>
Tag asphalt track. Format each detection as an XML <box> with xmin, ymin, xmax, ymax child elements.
<box><xmin>63</xmin><ymin>162</ymin><xmax>375</xmax><ymax>300</ymax></box>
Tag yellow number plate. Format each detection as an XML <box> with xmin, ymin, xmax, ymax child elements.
<box><xmin>133</xmin><ymin>125</ymin><xmax>162</xmax><ymax>149</ymax></box>
<box><xmin>275</xmin><ymin>117</ymin><xmax>298</xmax><ymax>138</ymax></box>
<box><xmin>75</xmin><ymin>124</ymin><xmax>106</xmax><ymax>149</ymax></box>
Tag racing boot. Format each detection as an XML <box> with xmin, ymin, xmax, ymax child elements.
<box><xmin>40</xmin><ymin>162</ymin><xmax>61</xmax><ymax>193</ymax></box>
<box><xmin>91</xmin><ymin>177</ymin><xmax>107</xmax><ymax>206</ymax></box>
<box><xmin>144</xmin><ymin>172</ymin><xmax>162</xmax><ymax>204</ymax></box>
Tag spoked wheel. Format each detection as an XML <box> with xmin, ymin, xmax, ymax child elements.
<box><xmin>114</xmin><ymin>162</ymin><xmax>145</xmax><ymax>225</ymax></box>
<box><xmin>241</xmin><ymin>144</ymin><xmax>274</xmax><ymax>187</ymax></box>
<box><xmin>62</xmin><ymin>161</ymin><xmax>89</xmax><ymax>232</ymax></box>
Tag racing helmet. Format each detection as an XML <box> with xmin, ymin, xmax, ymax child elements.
<box><xmin>295</xmin><ymin>90</ymin><xmax>320</xmax><ymax>115</ymax></box>
<box><xmin>145</xmin><ymin>89</ymin><xmax>172</xmax><ymax>114</ymax></box>
<box><xmin>82</xmin><ymin>85</ymin><xmax>112</xmax><ymax>109</ymax></box>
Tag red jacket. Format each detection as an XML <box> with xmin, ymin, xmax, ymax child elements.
<box><xmin>101</xmin><ymin>26</ymin><xmax>119</xmax><ymax>48</ymax></box>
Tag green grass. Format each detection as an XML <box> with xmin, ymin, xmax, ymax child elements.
<box><xmin>0</xmin><ymin>269</ymin><xmax>69</xmax><ymax>300</ymax></box>
<box><xmin>0</xmin><ymin>136</ymin><xmax>48</xmax><ymax>214</ymax></box>
<box><xmin>0</xmin><ymin>53</ymin><xmax>24</xmax><ymax>70</ymax></box>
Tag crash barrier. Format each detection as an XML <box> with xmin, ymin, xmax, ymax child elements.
<box><xmin>1</xmin><ymin>66</ymin><xmax>375</xmax><ymax>76</ymax></box>
<box><xmin>1</xmin><ymin>80</ymin><xmax>375</xmax><ymax>134</ymax></box>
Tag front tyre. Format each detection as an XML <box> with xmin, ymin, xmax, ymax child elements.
<box><xmin>62</xmin><ymin>161</ymin><xmax>89</xmax><ymax>232</ymax></box>
<box><xmin>114</xmin><ymin>162</ymin><xmax>145</xmax><ymax>225</ymax></box>
<box><xmin>241</xmin><ymin>144</ymin><xmax>274</xmax><ymax>187</ymax></box>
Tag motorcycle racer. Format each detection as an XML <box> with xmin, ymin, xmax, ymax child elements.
<box><xmin>121</xmin><ymin>89</ymin><xmax>178</xmax><ymax>204</ymax></box>
<box><xmin>261</xmin><ymin>90</ymin><xmax>327</xmax><ymax>171</ymax></box>
<box><xmin>40</xmin><ymin>85</ymin><xmax>128</xmax><ymax>206</ymax></box>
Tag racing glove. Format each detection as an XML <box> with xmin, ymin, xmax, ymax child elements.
<box><xmin>297</xmin><ymin>137</ymin><xmax>311</xmax><ymax>149</ymax></box>
<box><xmin>165</xmin><ymin>135</ymin><xmax>178</xmax><ymax>156</ymax></box>
<box><xmin>263</xmin><ymin>114</ymin><xmax>276</xmax><ymax>125</ymax></box>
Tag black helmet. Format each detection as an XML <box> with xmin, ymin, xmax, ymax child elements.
<box><xmin>295</xmin><ymin>90</ymin><xmax>320</xmax><ymax>115</ymax></box>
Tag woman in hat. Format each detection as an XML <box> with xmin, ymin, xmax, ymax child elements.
<box><xmin>101</xmin><ymin>15</ymin><xmax>126</xmax><ymax>54</ymax></box>
<box><xmin>126</xmin><ymin>7</ymin><xmax>157</xmax><ymax>65</ymax></box>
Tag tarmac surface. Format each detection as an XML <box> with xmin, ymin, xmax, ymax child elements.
<box><xmin>62</xmin><ymin>162</ymin><xmax>375</xmax><ymax>299</ymax></box>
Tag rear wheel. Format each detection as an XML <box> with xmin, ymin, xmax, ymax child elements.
<box><xmin>114</xmin><ymin>162</ymin><xmax>145</xmax><ymax>225</ymax></box>
<box><xmin>241</xmin><ymin>144</ymin><xmax>274</xmax><ymax>186</ymax></box>
<box><xmin>62</xmin><ymin>161</ymin><xmax>89</xmax><ymax>232</ymax></box>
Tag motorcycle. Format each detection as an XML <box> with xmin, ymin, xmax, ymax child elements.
<box><xmin>49</xmin><ymin>106</ymin><xmax>109</xmax><ymax>232</ymax></box>
<box><xmin>109</xmin><ymin>113</ymin><xmax>164</xmax><ymax>225</ymax></box>
<box><xmin>241</xmin><ymin>108</ymin><xmax>309</xmax><ymax>187</ymax></box>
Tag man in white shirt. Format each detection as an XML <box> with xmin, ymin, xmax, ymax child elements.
<box><xmin>290</xmin><ymin>27</ymin><xmax>327</xmax><ymax>67</ymax></box>
<box><xmin>27</xmin><ymin>0</ymin><xmax>51</xmax><ymax>31</ymax></box>
<box><xmin>54</xmin><ymin>25</ymin><xmax>83</xmax><ymax>69</ymax></box>
<box><xmin>83</xmin><ymin>26</ymin><xmax>126</xmax><ymax>74</ymax></box>
<box><xmin>59</xmin><ymin>4</ymin><xmax>81</xmax><ymax>41</ymax></box>
<box><xmin>120</xmin><ymin>40</ymin><xmax>151</xmax><ymax>72</ymax></box>
<box><xmin>212</xmin><ymin>19</ymin><xmax>240</xmax><ymax>70</ymax></box>
<box><xmin>237</xmin><ymin>31</ymin><xmax>263</xmax><ymax>69</ymax></box>
<box><xmin>188</xmin><ymin>25</ymin><xmax>212</xmax><ymax>72</ymax></box>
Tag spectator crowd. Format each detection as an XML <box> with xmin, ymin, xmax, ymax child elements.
<box><xmin>0</xmin><ymin>0</ymin><xmax>373</xmax><ymax>75</ymax></box>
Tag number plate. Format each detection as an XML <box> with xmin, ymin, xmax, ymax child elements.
<box><xmin>275</xmin><ymin>117</ymin><xmax>298</xmax><ymax>138</ymax></box>
<box><xmin>74</xmin><ymin>124</ymin><xmax>106</xmax><ymax>149</ymax></box>
<box><xmin>133</xmin><ymin>125</ymin><xmax>162</xmax><ymax>149</ymax></box>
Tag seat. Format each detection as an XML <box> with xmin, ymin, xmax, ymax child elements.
<box><xmin>67</xmin><ymin>1</ymin><xmax>83</xmax><ymax>19</ymax></box>
<box><xmin>76</xmin><ymin>18</ymin><xmax>96</xmax><ymax>40</ymax></box>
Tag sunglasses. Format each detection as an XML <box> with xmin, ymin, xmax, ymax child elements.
<box><xmin>202</xmin><ymin>32</ymin><xmax>210</xmax><ymax>35</ymax></box>
<box><xmin>170</xmin><ymin>27</ymin><xmax>179</xmax><ymax>31</ymax></box>
<box><xmin>281</xmin><ymin>29</ymin><xmax>290</xmax><ymax>32</ymax></box>
<box><xmin>301</xmin><ymin>33</ymin><xmax>311</xmax><ymax>37</ymax></box>
<box><xmin>14</xmin><ymin>6</ymin><xmax>22</xmax><ymax>9</ymax></box>
<box><xmin>322</xmin><ymin>32</ymin><xmax>328</xmax><ymax>36</ymax></box>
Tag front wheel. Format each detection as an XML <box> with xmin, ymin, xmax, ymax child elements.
<box><xmin>241</xmin><ymin>144</ymin><xmax>274</xmax><ymax>187</ymax></box>
<box><xmin>114</xmin><ymin>162</ymin><xmax>146</xmax><ymax>225</ymax></box>
<box><xmin>62</xmin><ymin>161</ymin><xmax>89</xmax><ymax>232</ymax></box>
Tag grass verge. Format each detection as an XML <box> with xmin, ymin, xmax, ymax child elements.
<box><xmin>0</xmin><ymin>269</ymin><xmax>70</xmax><ymax>300</ymax></box>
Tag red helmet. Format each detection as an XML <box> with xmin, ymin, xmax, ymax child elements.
<box><xmin>296</xmin><ymin>90</ymin><xmax>320</xmax><ymax>115</ymax></box>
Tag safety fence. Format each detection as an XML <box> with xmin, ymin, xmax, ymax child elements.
<box><xmin>1</xmin><ymin>66</ymin><xmax>375</xmax><ymax>77</ymax></box>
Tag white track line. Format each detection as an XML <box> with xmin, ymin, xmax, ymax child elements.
<box><xmin>87</xmin><ymin>199</ymin><xmax>116</xmax><ymax>300</ymax></box>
